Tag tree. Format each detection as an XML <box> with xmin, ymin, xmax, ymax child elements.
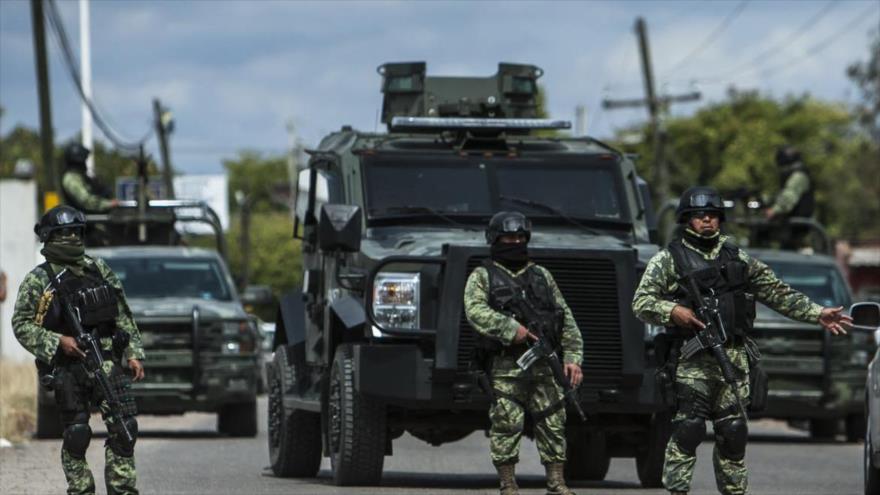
<box><xmin>847</xmin><ymin>30</ymin><xmax>880</xmax><ymax>138</ymax></box>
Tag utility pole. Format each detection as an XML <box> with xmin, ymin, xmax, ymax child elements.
<box><xmin>31</xmin><ymin>0</ymin><xmax>58</xmax><ymax>205</ymax></box>
<box><xmin>574</xmin><ymin>105</ymin><xmax>586</xmax><ymax>137</ymax></box>
<box><xmin>79</xmin><ymin>0</ymin><xmax>94</xmax><ymax>176</ymax></box>
<box><xmin>602</xmin><ymin>17</ymin><xmax>701</xmax><ymax>205</ymax></box>
<box><xmin>153</xmin><ymin>98</ymin><xmax>174</xmax><ymax>198</ymax></box>
<box><xmin>285</xmin><ymin>120</ymin><xmax>301</xmax><ymax>213</ymax></box>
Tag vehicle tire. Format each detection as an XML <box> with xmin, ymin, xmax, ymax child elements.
<box><xmin>268</xmin><ymin>345</ymin><xmax>321</xmax><ymax>478</ymax></box>
<box><xmin>636</xmin><ymin>412</ymin><xmax>672</xmax><ymax>488</ymax></box>
<box><xmin>809</xmin><ymin>418</ymin><xmax>838</xmax><ymax>440</ymax></box>
<box><xmin>848</xmin><ymin>414</ymin><xmax>867</xmax><ymax>443</ymax></box>
<box><xmin>218</xmin><ymin>400</ymin><xmax>258</xmax><ymax>437</ymax></box>
<box><xmin>565</xmin><ymin>430</ymin><xmax>610</xmax><ymax>481</ymax></box>
<box><xmin>328</xmin><ymin>345</ymin><xmax>386</xmax><ymax>486</ymax></box>
<box><xmin>866</xmin><ymin>419</ymin><xmax>880</xmax><ymax>495</ymax></box>
<box><xmin>35</xmin><ymin>402</ymin><xmax>63</xmax><ymax>439</ymax></box>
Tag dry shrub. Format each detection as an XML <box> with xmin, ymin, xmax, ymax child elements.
<box><xmin>0</xmin><ymin>360</ymin><xmax>36</xmax><ymax>443</ymax></box>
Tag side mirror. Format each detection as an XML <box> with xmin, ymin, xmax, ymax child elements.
<box><xmin>850</xmin><ymin>302</ymin><xmax>880</xmax><ymax>331</ymax></box>
<box><xmin>318</xmin><ymin>204</ymin><xmax>362</xmax><ymax>253</ymax></box>
<box><xmin>241</xmin><ymin>285</ymin><xmax>274</xmax><ymax>307</ymax></box>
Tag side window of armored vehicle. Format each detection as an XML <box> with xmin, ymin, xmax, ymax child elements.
<box><xmin>295</xmin><ymin>167</ymin><xmax>342</xmax><ymax>224</ymax></box>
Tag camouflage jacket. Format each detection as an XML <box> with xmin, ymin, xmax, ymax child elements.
<box><xmin>62</xmin><ymin>171</ymin><xmax>114</xmax><ymax>213</ymax></box>
<box><xmin>632</xmin><ymin>234</ymin><xmax>823</xmax><ymax>328</ymax></box>
<box><xmin>769</xmin><ymin>170</ymin><xmax>810</xmax><ymax>216</ymax></box>
<box><xmin>11</xmin><ymin>255</ymin><xmax>145</xmax><ymax>364</ymax></box>
<box><xmin>464</xmin><ymin>261</ymin><xmax>583</xmax><ymax>377</ymax></box>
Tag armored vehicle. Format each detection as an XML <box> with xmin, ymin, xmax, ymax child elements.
<box><xmin>35</xmin><ymin>201</ymin><xmax>260</xmax><ymax>438</ymax></box>
<box><xmin>267</xmin><ymin>62</ymin><xmax>670</xmax><ymax>486</ymax></box>
<box><xmin>748</xmin><ymin>248</ymin><xmax>870</xmax><ymax>441</ymax></box>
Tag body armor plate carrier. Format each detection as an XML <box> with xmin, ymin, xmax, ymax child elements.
<box><xmin>40</xmin><ymin>263</ymin><xmax>119</xmax><ymax>338</ymax></box>
<box><xmin>667</xmin><ymin>240</ymin><xmax>756</xmax><ymax>339</ymax></box>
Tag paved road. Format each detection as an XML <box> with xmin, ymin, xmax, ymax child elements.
<box><xmin>0</xmin><ymin>397</ymin><xmax>864</xmax><ymax>494</ymax></box>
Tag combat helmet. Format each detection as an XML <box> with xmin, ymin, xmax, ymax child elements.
<box><xmin>34</xmin><ymin>205</ymin><xmax>87</xmax><ymax>242</ymax></box>
<box><xmin>64</xmin><ymin>143</ymin><xmax>90</xmax><ymax>167</ymax></box>
<box><xmin>775</xmin><ymin>145</ymin><xmax>801</xmax><ymax>167</ymax></box>
<box><xmin>485</xmin><ymin>211</ymin><xmax>532</xmax><ymax>244</ymax></box>
<box><xmin>675</xmin><ymin>186</ymin><xmax>726</xmax><ymax>223</ymax></box>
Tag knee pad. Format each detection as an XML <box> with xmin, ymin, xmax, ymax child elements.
<box><xmin>672</xmin><ymin>416</ymin><xmax>706</xmax><ymax>456</ymax></box>
<box><xmin>107</xmin><ymin>417</ymin><xmax>138</xmax><ymax>457</ymax></box>
<box><xmin>714</xmin><ymin>417</ymin><xmax>747</xmax><ymax>461</ymax></box>
<box><xmin>62</xmin><ymin>423</ymin><xmax>92</xmax><ymax>459</ymax></box>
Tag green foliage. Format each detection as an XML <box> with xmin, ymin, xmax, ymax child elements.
<box><xmin>613</xmin><ymin>91</ymin><xmax>880</xmax><ymax>240</ymax></box>
<box><xmin>225</xmin><ymin>211</ymin><xmax>302</xmax><ymax>296</ymax></box>
<box><xmin>223</xmin><ymin>151</ymin><xmax>289</xmax><ymax>213</ymax></box>
<box><xmin>847</xmin><ymin>29</ymin><xmax>880</xmax><ymax>136</ymax></box>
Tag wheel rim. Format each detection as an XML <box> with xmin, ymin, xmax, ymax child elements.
<box><xmin>268</xmin><ymin>370</ymin><xmax>282</xmax><ymax>462</ymax></box>
<box><xmin>329</xmin><ymin>364</ymin><xmax>342</xmax><ymax>457</ymax></box>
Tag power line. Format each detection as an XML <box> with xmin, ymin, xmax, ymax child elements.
<box><xmin>673</xmin><ymin>3</ymin><xmax>877</xmax><ymax>87</ymax></box>
<box><xmin>44</xmin><ymin>0</ymin><xmax>152</xmax><ymax>152</ymax></box>
<box><xmin>662</xmin><ymin>0</ymin><xmax>750</xmax><ymax>76</ymax></box>
<box><xmin>708</xmin><ymin>0</ymin><xmax>838</xmax><ymax>82</ymax></box>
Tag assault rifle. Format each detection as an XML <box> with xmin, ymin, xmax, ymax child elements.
<box><xmin>679</xmin><ymin>277</ymin><xmax>749</xmax><ymax>419</ymax></box>
<box><xmin>512</xmin><ymin>301</ymin><xmax>587</xmax><ymax>422</ymax></box>
<box><xmin>58</xmin><ymin>294</ymin><xmax>135</xmax><ymax>445</ymax></box>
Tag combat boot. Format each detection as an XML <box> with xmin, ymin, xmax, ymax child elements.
<box><xmin>496</xmin><ymin>463</ymin><xmax>519</xmax><ymax>495</ymax></box>
<box><xmin>545</xmin><ymin>463</ymin><xmax>575</xmax><ymax>495</ymax></box>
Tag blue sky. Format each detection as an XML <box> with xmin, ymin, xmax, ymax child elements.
<box><xmin>1</xmin><ymin>0</ymin><xmax>877</xmax><ymax>174</ymax></box>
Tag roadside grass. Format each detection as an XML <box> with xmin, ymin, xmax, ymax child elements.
<box><xmin>0</xmin><ymin>360</ymin><xmax>36</xmax><ymax>443</ymax></box>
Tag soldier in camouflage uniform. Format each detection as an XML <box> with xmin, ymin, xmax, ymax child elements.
<box><xmin>61</xmin><ymin>143</ymin><xmax>119</xmax><ymax>214</ymax></box>
<box><xmin>464</xmin><ymin>211</ymin><xmax>584</xmax><ymax>495</ymax></box>
<box><xmin>12</xmin><ymin>206</ymin><xmax>145</xmax><ymax>495</ymax></box>
<box><xmin>633</xmin><ymin>187</ymin><xmax>851</xmax><ymax>495</ymax></box>
<box><xmin>762</xmin><ymin>145</ymin><xmax>815</xmax><ymax>249</ymax></box>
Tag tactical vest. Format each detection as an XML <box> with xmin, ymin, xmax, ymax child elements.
<box><xmin>779</xmin><ymin>164</ymin><xmax>815</xmax><ymax>218</ymax></box>
<box><xmin>40</xmin><ymin>262</ymin><xmax>119</xmax><ymax>337</ymax></box>
<box><xmin>482</xmin><ymin>260</ymin><xmax>565</xmax><ymax>352</ymax></box>
<box><xmin>667</xmin><ymin>239</ymin><xmax>756</xmax><ymax>338</ymax></box>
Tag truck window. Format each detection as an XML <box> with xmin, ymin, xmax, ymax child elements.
<box><xmin>106</xmin><ymin>257</ymin><xmax>233</xmax><ymax>301</ymax></box>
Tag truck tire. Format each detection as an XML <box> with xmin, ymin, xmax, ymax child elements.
<box><xmin>809</xmin><ymin>418</ymin><xmax>838</xmax><ymax>440</ymax></box>
<box><xmin>848</xmin><ymin>414</ymin><xmax>867</xmax><ymax>443</ymax></box>
<box><xmin>218</xmin><ymin>400</ymin><xmax>258</xmax><ymax>437</ymax></box>
<box><xmin>328</xmin><ymin>345</ymin><xmax>386</xmax><ymax>486</ymax></box>
<box><xmin>565</xmin><ymin>430</ymin><xmax>610</xmax><ymax>481</ymax></box>
<box><xmin>636</xmin><ymin>412</ymin><xmax>672</xmax><ymax>488</ymax></box>
<box><xmin>268</xmin><ymin>345</ymin><xmax>321</xmax><ymax>477</ymax></box>
<box><xmin>35</xmin><ymin>402</ymin><xmax>63</xmax><ymax>439</ymax></box>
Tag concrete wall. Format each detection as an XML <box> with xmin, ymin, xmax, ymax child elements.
<box><xmin>0</xmin><ymin>180</ymin><xmax>39</xmax><ymax>362</ymax></box>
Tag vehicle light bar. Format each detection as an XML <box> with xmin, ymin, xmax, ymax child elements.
<box><xmin>390</xmin><ymin>116</ymin><xmax>572</xmax><ymax>131</ymax></box>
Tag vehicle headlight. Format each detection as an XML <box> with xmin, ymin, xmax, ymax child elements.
<box><xmin>221</xmin><ymin>320</ymin><xmax>256</xmax><ymax>354</ymax></box>
<box><xmin>372</xmin><ymin>272</ymin><xmax>420</xmax><ymax>332</ymax></box>
<box><xmin>645</xmin><ymin>323</ymin><xmax>664</xmax><ymax>342</ymax></box>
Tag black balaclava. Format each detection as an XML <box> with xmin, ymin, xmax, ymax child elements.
<box><xmin>491</xmin><ymin>242</ymin><xmax>529</xmax><ymax>272</ymax></box>
<box><xmin>683</xmin><ymin>226</ymin><xmax>721</xmax><ymax>252</ymax></box>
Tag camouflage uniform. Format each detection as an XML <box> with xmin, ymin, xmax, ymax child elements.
<box><xmin>12</xmin><ymin>255</ymin><xmax>144</xmax><ymax>495</ymax></box>
<box><xmin>62</xmin><ymin>171</ymin><xmax>114</xmax><ymax>213</ymax></box>
<box><xmin>768</xmin><ymin>170</ymin><xmax>810</xmax><ymax>217</ymax></box>
<box><xmin>464</xmin><ymin>261</ymin><xmax>583</xmax><ymax>466</ymax></box>
<box><xmin>632</xmin><ymin>234</ymin><xmax>822</xmax><ymax>495</ymax></box>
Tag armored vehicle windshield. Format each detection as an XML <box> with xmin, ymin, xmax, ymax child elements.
<box><xmin>364</xmin><ymin>153</ymin><xmax>630</xmax><ymax>229</ymax></box>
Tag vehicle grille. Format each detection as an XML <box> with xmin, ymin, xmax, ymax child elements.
<box><xmin>458</xmin><ymin>257</ymin><xmax>623</xmax><ymax>389</ymax></box>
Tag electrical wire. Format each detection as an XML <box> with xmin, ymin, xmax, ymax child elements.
<box><xmin>662</xmin><ymin>0</ymin><xmax>750</xmax><ymax>77</ymax></box>
<box><xmin>707</xmin><ymin>0</ymin><xmax>839</xmax><ymax>82</ymax></box>
<box><xmin>44</xmin><ymin>0</ymin><xmax>152</xmax><ymax>152</ymax></box>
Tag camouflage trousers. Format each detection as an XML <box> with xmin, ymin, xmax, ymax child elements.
<box><xmin>489</xmin><ymin>373</ymin><xmax>567</xmax><ymax>466</ymax></box>
<box><xmin>55</xmin><ymin>360</ymin><xmax>138</xmax><ymax>495</ymax></box>
<box><xmin>663</xmin><ymin>345</ymin><xmax>750</xmax><ymax>495</ymax></box>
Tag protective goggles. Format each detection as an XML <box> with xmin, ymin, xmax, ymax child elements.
<box><xmin>688</xmin><ymin>193</ymin><xmax>724</xmax><ymax>209</ymax></box>
<box><xmin>499</xmin><ymin>216</ymin><xmax>531</xmax><ymax>233</ymax></box>
<box><xmin>56</xmin><ymin>209</ymin><xmax>87</xmax><ymax>226</ymax></box>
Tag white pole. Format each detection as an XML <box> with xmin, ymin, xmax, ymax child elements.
<box><xmin>79</xmin><ymin>0</ymin><xmax>94</xmax><ymax>176</ymax></box>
